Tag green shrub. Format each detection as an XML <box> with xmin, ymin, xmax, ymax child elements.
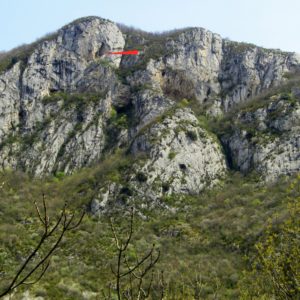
<box><xmin>115</xmin><ymin>114</ymin><xmax>128</xmax><ymax>129</ymax></box>
<box><xmin>251</xmin><ymin>198</ymin><xmax>262</xmax><ymax>206</ymax></box>
<box><xmin>179</xmin><ymin>98</ymin><xmax>190</xmax><ymax>107</ymax></box>
<box><xmin>168</xmin><ymin>151</ymin><xmax>177</xmax><ymax>159</ymax></box>
<box><xmin>0</xmin><ymin>168</ymin><xmax>297</xmax><ymax>298</ymax></box>
<box><xmin>240</xmin><ymin>175</ymin><xmax>300</xmax><ymax>299</ymax></box>
<box><xmin>108</xmin><ymin>106</ymin><xmax>131</xmax><ymax>130</ymax></box>
<box><xmin>43</xmin><ymin>92</ymin><xmax>105</xmax><ymax>113</ymax></box>
<box><xmin>280</xmin><ymin>92</ymin><xmax>292</xmax><ymax>100</ymax></box>
<box><xmin>110</xmin><ymin>107</ymin><xmax>117</xmax><ymax>118</ymax></box>
<box><xmin>54</xmin><ymin>171</ymin><xmax>65</xmax><ymax>181</ymax></box>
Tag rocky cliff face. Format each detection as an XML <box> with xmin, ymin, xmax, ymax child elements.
<box><xmin>221</xmin><ymin>85</ymin><xmax>300</xmax><ymax>181</ymax></box>
<box><xmin>0</xmin><ymin>17</ymin><xmax>125</xmax><ymax>175</ymax></box>
<box><xmin>0</xmin><ymin>16</ymin><xmax>300</xmax><ymax>205</ymax></box>
<box><xmin>131</xmin><ymin>108</ymin><xmax>226</xmax><ymax>193</ymax></box>
<box><xmin>120</xmin><ymin>27</ymin><xmax>300</xmax><ymax>114</ymax></box>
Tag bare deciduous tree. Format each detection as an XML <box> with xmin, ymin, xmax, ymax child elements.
<box><xmin>0</xmin><ymin>194</ymin><xmax>85</xmax><ymax>298</ymax></box>
<box><xmin>103</xmin><ymin>208</ymin><xmax>161</xmax><ymax>300</ymax></box>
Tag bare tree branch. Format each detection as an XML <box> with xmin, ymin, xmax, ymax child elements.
<box><xmin>22</xmin><ymin>261</ymin><xmax>50</xmax><ymax>286</ymax></box>
<box><xmin>109</xmin><ymin>207</ymin><xmax>160</xmax><ymax>300</ymax></box>
<box><xmin>0</xmin><ymin>195</ymin><xmax>85</xmax><ymax>298</ymax></box>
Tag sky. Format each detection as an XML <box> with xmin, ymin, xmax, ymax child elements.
<box><xmin>1</xmin><ymin>0</ymin><xmax>300</xmax><ymax>53</ymax></box>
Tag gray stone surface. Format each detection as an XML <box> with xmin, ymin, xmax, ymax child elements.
<box><xmin>0</xmin><ymin>15</ymin><xmax>299</xmax><ymax>193</ymax></box>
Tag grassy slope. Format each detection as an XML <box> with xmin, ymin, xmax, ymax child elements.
<box><xmin>0</xmin><ymin>165</ymin><xmax>296</xmax><ymax>299</ymax></box>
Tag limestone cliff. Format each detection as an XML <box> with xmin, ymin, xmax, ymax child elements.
<box><xmin>0</xmin><ymin>16</ymin><xmax>300</xmax><ymax>206</ymax></box>
<box><xmin>221</xmin><ymin>84</ymin><xmax>300</xmax><ymax>181</ymax></box>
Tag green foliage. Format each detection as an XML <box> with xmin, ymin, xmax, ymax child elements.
<box><xmin>240</xmin><ymin>175</ymin><xmax>300</xmax><ymax>299</ymax></box>
<box><xmin>43</xmin><ymin>92</ymin><xmax>106</xmax><ymax>112</ymax></box>
<box><xmin>54</xmin><ymin>171</ymin><xmax>65</xmax><ymax>181</ymax></box>
<box><xmin>0</xmin><ymin>134</ymin><xmax>20</xmax><ymax>151</ymax></box>
<box><xmin>225</xmin><ymin>40</ymin><xmax>257</xmax><ymax>54</ymax></box>
<box><xmin>280</xmin><ymin>92</ymin><xmax>292</xmax><ymax>101</ymax></box>
<box><xmin>168</xmin><ymin>151</ymin><xmax>177</xmax><ymax>160</ymax></box>
<box><xmin>114</xmin><ymin>114</ymin><xmax>128</xmax><ymax>129</ymax></box>
<box><xmin>224</xmin><ymin>39</ymin><xmax>290</xmax><ymax>57</ymax></box>
<box><xmin>250</xmin><ymin>198</ymin><xmax>262</xmax><ymax>207</ymax></box>
<box><xmin>110</xmin><ymin>107</ymin><xmax>117</xmax><ymax>119</ymax></box>
<box><xmin>109</xmin><ymin>103</ymin><xmax>135</xmax><ymax>131</ymax></box>
<box><xmin>0</xmin><ymin>164</ymin><xmax>299</xmax><ymax>299</ymax></box>
<box><xmin>179</xmin><ymin>98</ymin><xmax>190</xmax><ymax>107</ymax></box>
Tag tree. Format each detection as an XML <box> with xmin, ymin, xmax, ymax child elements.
<box><xmin>240</xmin><ymin>175</ymin><xmax>300</xmax><ymax>299</ymax></box>
<box><xmin>103</xmin><ymin>208</ymin><xmax>162</xmax><ymax>300</ymax></box>
<box><xmin>0</xmin><ymin>194</ymin><xmax>85</xmax><ymax>298</ymax></box>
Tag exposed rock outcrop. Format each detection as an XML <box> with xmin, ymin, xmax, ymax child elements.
<box><xmin>120</xmin><ymin>27</ymin><xmax>300</xmax><ymax>114</ymax></box>
<box><xmin>0</xmin><ymin>15</ymin><xmax>299</xmax><ymax>198</ymax></box>
<box><xmin>222</xmin><ymin>90</ymin><xmax>300</xmax><ymax>181</ymax></box>
<box><xmin>130</xmin><ymin>108</ymin><xmax>226</xmax><ymax>194</ymax></box>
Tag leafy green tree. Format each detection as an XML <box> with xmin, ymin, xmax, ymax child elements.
<box><xmin>240</xmin><ymin>175</ymin><xmax>300</xmax><ymax>299</ymax></box>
